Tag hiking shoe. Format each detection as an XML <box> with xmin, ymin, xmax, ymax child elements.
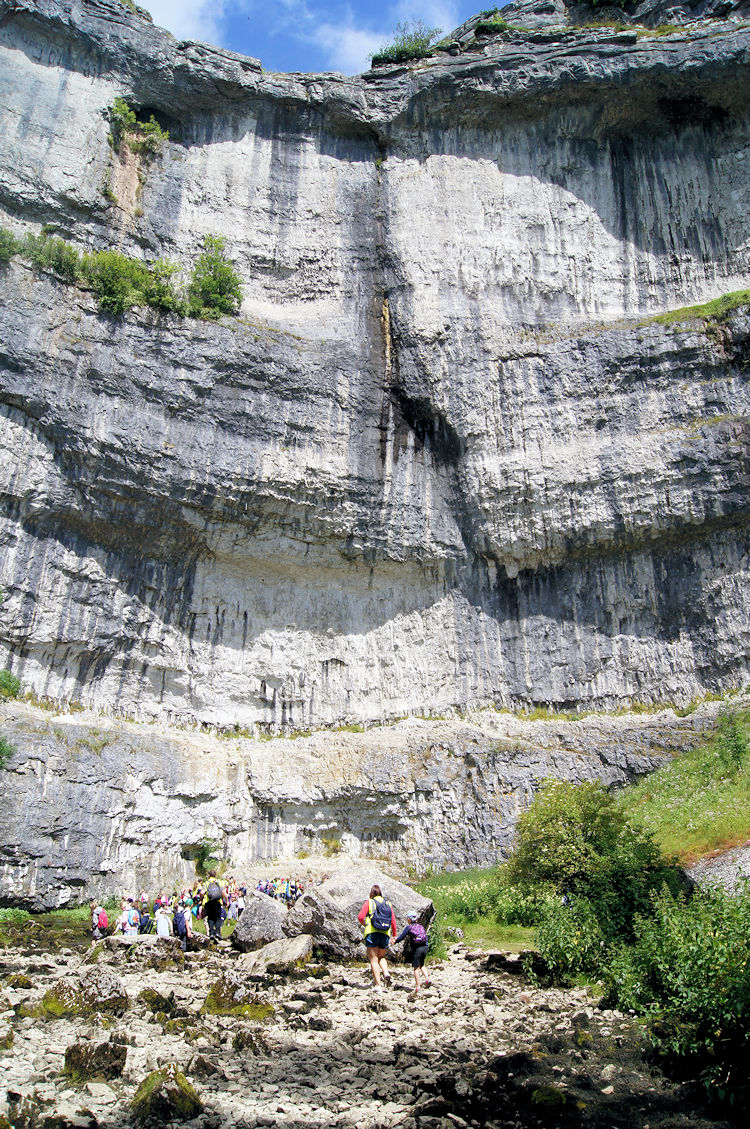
<box><xmin>370</xmin><ymin>984</ymin><xmax>383</xmax><ymax>993</ymax></box>
<box><xmin>383</xmin><ymin>972</ymin><xmax>392</xmax><ymax>987</ymax></box>
<box><xmin>423</xmin><ymin>979</ymin><xmax>431</xmax><ymax>988</ymax></box>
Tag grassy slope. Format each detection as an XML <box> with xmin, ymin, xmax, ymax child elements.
<box><xmin>616</xmin><ymin>708</ymin><xmax>750</xmax><ymax>862</ymax></box>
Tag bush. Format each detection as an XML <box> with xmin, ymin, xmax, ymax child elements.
<box><xmin>187</xmin><ymin>235</ymin><xmax>242</xmax><ymax>318</ymax></box>
<box><xmin>0</xmin><ymin>669</ymin><xmax>21</xmax><ymax>700</ymax></box>
<box><xmin>475</xmin><ymin>17</ymin><xmax>510</xmax><ymax>35</ymax></box>
<box><xmin>22</xmin><ymin>233</ymin><xmax>83</xmax><ymax>282</ymax></box>
<box><xmin>603</xmin><ymin>884</ymin><xmax>750</xmax><ymax>1112</ymax></box>
<box><xmin>0</xmin><ymin>227</ymin><xmax>20</xmax><ymax>262</ymax></box>
<box><xmin>144</xmin><ymin>259</ymin><xmax>185</xmax><ymax>313</ymax></box>
<box><xmin>370</xmin><ymin>20</ymin><xmax>442</xmax><ymax>67</ymax></box>
<box><xmin>109</xmin><ymin>97</ymin><xmax>168</xmax><ymax>158</ymax></box>
<box><xmin>715</xmin><ymin>709</ymin><xmax>748</xmax><ymax>772</ymax></box>
<box><xmin>507</xmin><ymin>779</ymin><xmax>674</xmax><ymax>939</ymax></box>
<box><xmin>85</xmin><ymin>249</ymin><xmax>150</xmax><ymax>315</ymax></box>
<box><xmin>533</xmin><ymin>896</ymin><xmax>606</xmax><ymax>981</ymax></box>
<box><xmin>0</xmin><ymin>735</ymin><xmax>15</xmax><ymax>768</ymax></box>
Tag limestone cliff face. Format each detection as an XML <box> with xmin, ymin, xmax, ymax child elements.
<box><xmin>0</xmin><ymin>0</ymin><xmax>749</xmax><ymax>732</ymax></box>
<box><xmin>0</xmin><ymin>698</ymin><xmax>714</xmax><ymax>908</ymax></box>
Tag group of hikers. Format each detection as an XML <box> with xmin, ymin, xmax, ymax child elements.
<box><xmin>359</xmin><ymin>884</ymin><xmax>432</xmax><ymax>997</ymax></box>
<box><xmin>91</xmin><ymin>876</ymin><xmax>432</xmax><ymax>997</ymax></box>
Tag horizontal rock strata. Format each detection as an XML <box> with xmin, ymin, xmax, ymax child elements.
<box><xmin>0</xmin><ymin>1</ymin><xmax>748</xmax><ymax>727</ymax></box>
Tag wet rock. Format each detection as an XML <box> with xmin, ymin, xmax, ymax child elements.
<box><xmin>130</xmin><ymin>1062</ymin><xmax>203</xmax><ymax>1120</ymax></box>
<box><xmin>231</xmin><ymin>891</ymin><xmax>286</xmax><ymax>952</ymax></box>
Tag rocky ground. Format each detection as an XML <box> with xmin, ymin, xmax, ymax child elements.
<box><xmin>0</xmin><ymin>927</ymin><xmax>737</xmax><ymax>1129</ymax></box>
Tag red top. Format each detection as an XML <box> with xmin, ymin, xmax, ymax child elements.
<box><xmin>358</xmin><ymin>898</ymin><xmax>397</xmax><ymax>937</ymax></box>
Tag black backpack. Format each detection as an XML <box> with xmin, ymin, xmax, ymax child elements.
<box><xmin>370</xmin><ymin>897</ymin><xmax>392</xmax><ymax>932</ymax></box>
<box><xmin>207</xmin><ymin>881</ymin><xmax>221</xmax><ymax>901</ymax></box>
<box><xmin>173</xmin><ymin>909</ymin><xmax>186</xmax><ymax>937</ymax></box>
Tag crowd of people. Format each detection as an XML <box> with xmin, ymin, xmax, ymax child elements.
<box><xmin>89</xmin><ymin>872</ymin><xmax>313</xmax><ymax>948</ymax></box>
<box><xmin>91</xmin><ymin>876</ymin><xmax>431</xmax><ymax>998</ymax></box>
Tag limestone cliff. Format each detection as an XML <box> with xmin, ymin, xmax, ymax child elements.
<box><xmin>0</xmin><ymin>0</ymin><xmax>749</xmax><ymax>736</ymax></box>
<box><xmin>0</xmin><ymin>697</ymin><xmax>717</xmax><ymax>907</ymax></box>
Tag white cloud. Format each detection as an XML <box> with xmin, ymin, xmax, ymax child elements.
<box><xmin>310</xmin><ymin>22</ymin><xmax>385</xmax><ymax>74</ymax></box>
<box><xmin>305</xmin><ymin>1</ymin><xmax>462</xmax><ymax>74</ymax></box>
<box><xmin>145</xmin><ymin>0</ymin><xmax>230</xmax><ymax>44</ymax></box>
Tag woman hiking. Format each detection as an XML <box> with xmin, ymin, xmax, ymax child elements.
<box><xmin>358</xmin><ymin>884</ymin><xmax>397</xmax><ymax>993</ymax></box>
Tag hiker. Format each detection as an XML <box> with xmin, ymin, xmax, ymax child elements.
<box><xmin>173</xmin><ymin>901</ymin><xmax>191</xmax><ymax>951</ymax></box>
<box><xmin>358</xmin><ymin>884</ymin><xmax>397</xmax><ymax>993</ymax></box>
<box><xmin>118</xmin><ymin>899</ymin><xmax>138</xmax><ymax>936</ymax></box>
<box><xmin>394</xmin><ymin>911</ymin><xmax>431</xmax><ymax>996</ymax></box>
<box><xmin>155</xmin><ymin>903</ymin><xmax>172</xmax><ymax>938</ymax></box>
<box><xmin>204</xmin><ymin>872</ymin><xmax>224</xmax><ymax>940</ymax></box>
<box><xmin>90</xmin><ymin>900</ymin><xmax>107</xmax><ymax>942</ymax></box>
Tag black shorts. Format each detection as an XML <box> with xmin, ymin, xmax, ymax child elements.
<box><xmin>410</xmin><ymin>943</ymin><xmax>428</xmax><ymax>968</ymax></box>
<box><xmin>365</xmin><ymin>932</ymin><xmax>390</xmax><ymax>949</ymax></box>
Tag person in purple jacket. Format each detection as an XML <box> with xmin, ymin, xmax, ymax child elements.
<box><xmin>394</xmin><ymin>911</ymin><xmax>431</xmax><ymax>996</ymax></box>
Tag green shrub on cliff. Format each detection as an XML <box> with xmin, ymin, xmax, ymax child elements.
<box><xmin>85</xmin><ymin>249</ymin><xmax>151</xmax><ymax>315</ymax></box>
<box><xmin>109</xmin><ymin>97</ymin><xmax>168</xmax><ymax>158</ymax></box>
<box><xmin>22</xmin><ymin>232</ymin><xmax>83</xmax><ymax>282</ymax></box>
<box><xmin>0</xmin><ymin>226</ymin><xmax>241</xmax><ymax>320</ymax></box>
<box><xmin>187</xmin><ymin>235</ymin><xmax>242</xmax><ymax>318</ymax></box>
<box><xmin>0</xmin><ymin>227</ymin><xmax>21</xmax><ymax>262</ymax></box>
<box><xmin>0</xmin><ymin>736</ymin><xmax>15</xmax><ymax>769</ymax></box>
<box><xmin>370</xmin><ymin>20</ymin><xmax>442</xmax><ymax>66</ymax></box>
<box><xmin>0</xmin><ymin>669</ymin><xmax>21</xmax><ymax>700</ymax></box>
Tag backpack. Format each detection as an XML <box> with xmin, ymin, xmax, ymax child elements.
<box><xmin>369</xmin><ymin>897</ymin><xmax>392</xmax><ymax>932</ymax></box>
<box><xmin>97</xmin><ymin>910</ymin><xmax>108</xmax><ymax>931</ymax></box>
<box><xmin>409</xmin><ymin>922</ymin><xmax>428</xmax><ymax>946</ymax></box>
<box><xmin>207</xmin><ymin>881</ymin><xmax>222</xmax><ymax>901</ymax></box>
<box><xmin>127</xmin><ymin>907</ymin><xmax>139</xmax><ymax>928</ymax></box>
<box><xmin>173</xmin><ymin>909</ymin><xmax>186</xmax><ymax>937</ymax></box>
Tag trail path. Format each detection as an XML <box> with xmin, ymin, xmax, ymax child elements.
<box><xmin>0</xmin><ymin>934</ymin><xmax>735</xmax><ymax>1129</ymax></box>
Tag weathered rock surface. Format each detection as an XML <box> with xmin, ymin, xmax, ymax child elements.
<box><xmin>319</xmin><ymin>867</ymin><xmax>435</xmax><ymax>925</ymax></box>
<box><xmin>0</xmin><ymin>921</ymin><xmax>737</xmax><ymax>1129</ymax></box>
<box><xmin>236</xmin><ymin>934</ymin><xmax>314</xmax><ymax>977</ymax></box>
<box><xmin>282</xmin><ymin>888</ymin><xmax>366</xmax><ymax>962</ymax></box>
<box><xmin>230</xmin><ymin>891</ymin><xmax>287</xmax><ymax>952</ymax></box>
<box><xmin>0</xmin><ymin>0</ymin><xmax>748</xmax><ymax>735</ymax></box>
<box><xmin>0</xmin><ymin>696</ymin><xmax>727</xmax><ymax>906</ymax></box>
<box><xmin>688</xmin><ymin>840</ymin><xmax>750</xmax><ymax>892</ymax></box>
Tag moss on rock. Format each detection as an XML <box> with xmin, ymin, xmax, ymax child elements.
<box><xmin>131</xmin><ymin>1063</ymin><xmax>203</xmax><ymax>1119</ymax></box>
<box><xmin>63</xmin><ymin>1039</ymin><xmax>127</xmax><ymax>1084</ymax></box>
<box><xmin>201</xmin><ymin>971</ymin><xmax>274</xmax><ymax>1019</ymax></box>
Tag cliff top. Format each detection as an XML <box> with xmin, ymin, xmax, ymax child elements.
<box><xmin>2</xmin><ymin>0</ymin><xmax>749</xmax><ymax>142</ymax></box>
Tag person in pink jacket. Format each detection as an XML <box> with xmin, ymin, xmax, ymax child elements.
<box><xmin>358</xmin><ymin>884</ymin><xmax>397</xmax><ymax>992</ymax></box>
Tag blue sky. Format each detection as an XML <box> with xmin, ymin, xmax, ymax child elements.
<box><xmin>144</xmin><ymin>1</ymin><xmax>490</xmax><ymax>75</ymax></box>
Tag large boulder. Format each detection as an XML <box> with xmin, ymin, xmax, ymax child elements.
<box><xmin>41</xmin><ymin>967</ymin><xmax>128</xmax><ymax>1018</ymax></box>
<box><xmin>318</xmin><ymin>866</ymin><xmax>435</xmax><ymax>930</ymax></box>
<box><xmin>231</xmin><ymin>890</ymin><xmax>287</xmax><ymax>952</ymax></box>
<box><xmin>237</xmin><ymin>934</ymin><xmax>313</xmax><ymax>978</ymax></box>
<box><xmin>63</xmin><ymin>1040</ymin><xmax>127</xmax><ymax>1083</ymax></box>
<box><xmin>282</xmin><ymin>888</ymin><xmax>364</xmax><ymax>961</ymax></box>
